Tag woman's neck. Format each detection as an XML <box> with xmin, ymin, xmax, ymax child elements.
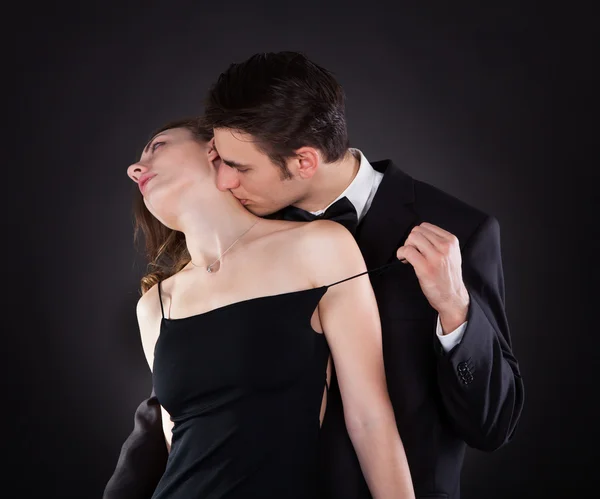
<box><xmin>179</xmin><ymin>194</ymin><xmax>260</xmax><ymax>270</ymax></box>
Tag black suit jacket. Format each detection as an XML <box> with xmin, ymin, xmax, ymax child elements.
<box><xmin>103</xmin><ymin>160</ymin><xmax>524</xmax><ymax>499</ymax></box>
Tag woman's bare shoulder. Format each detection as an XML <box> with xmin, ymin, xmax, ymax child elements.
<box><xmin>135</xmin><ymin>282</ymin><xmax>164</xmax><ymax>372</ymax></box>
<box><xmin>299</xmin><ymin>219</ymin><xmax>357</xmax><ymax>250</ymax></box>
<box><xmin>294</xmin><ymin>220</ymin><xmax>366</xmax><ymax>287</ymax></box>
<box><xmin>136</xmin><ymin>282</ymin><xmax>162</xmax><ymax>323</ymax></box>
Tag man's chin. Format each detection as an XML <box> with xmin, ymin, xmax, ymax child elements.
<box><xmin>240</xmin><ymin>203</ymin><xmax>281</xmax><ymax>219</ymax></box>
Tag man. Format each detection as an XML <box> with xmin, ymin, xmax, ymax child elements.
<box><xmin>104</xmin><ymin>51</ymin><xmax>523</xmax><ymax>499</ymax></box>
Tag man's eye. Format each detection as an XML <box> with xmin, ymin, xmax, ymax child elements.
<box><xmin>152</xmin><ymin>141</ymin><xmax>165</xmax><ymax>152</ymax></box>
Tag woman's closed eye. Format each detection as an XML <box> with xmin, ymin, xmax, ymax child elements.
<box><xmin>151</xmin><ymin>141</ymin><xmax>165</xmax><ymax>153</ymax></box>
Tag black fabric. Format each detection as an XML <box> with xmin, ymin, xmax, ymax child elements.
<box><xmin>150</xmin><ymin>285</ymin><xmax>328</xmax><ymax>499</ymax></box>
<box><xmin>102</xmin><ymin>390</ymin><xmax>168</xmax><ymax>499</ymax></box>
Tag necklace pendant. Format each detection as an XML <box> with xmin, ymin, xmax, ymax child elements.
<box><xmin>206</xmin><ymin>260</ymin><xmax>220</xmax><ymax>273</ymax></box>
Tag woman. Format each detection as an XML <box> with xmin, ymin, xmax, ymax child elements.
<box><xmin>126</xmin><ymin>117</ymin><xmax>415</xmax><ymax>499</ymax></box>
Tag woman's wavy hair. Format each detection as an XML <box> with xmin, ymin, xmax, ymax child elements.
<box><xmin>132</xmin><ymin>117</ymin><xmax>213</xmax><ymax>294</ymax></box>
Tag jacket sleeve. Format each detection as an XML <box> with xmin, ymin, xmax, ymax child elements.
<box><xmin>103</xmin><ymin>390</ymin><xmax>168</xmax><ymax>499</ymax></box>
<box><xmin>435</xmin><ymin>215</ymin><xmax>525</xmax><ymax>451</ymax></box>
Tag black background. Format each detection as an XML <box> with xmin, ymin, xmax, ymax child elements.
<box><xmin>10</xmin><ymin>1</ymin><xmax>596</xmax><ymax>497</ymax></box>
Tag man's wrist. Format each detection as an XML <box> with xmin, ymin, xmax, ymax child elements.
<box><xmin>438</xmin><ymin>291</ymin><xmax>470</xmax><ymax>335</ymax></box>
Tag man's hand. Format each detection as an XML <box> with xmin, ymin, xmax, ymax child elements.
<box><xmin>396</xmin><ymin>223</ymin><xmax>470</xmax><ymax>334</ymax></box>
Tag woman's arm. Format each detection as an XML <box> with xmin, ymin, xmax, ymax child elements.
<box><xmin>137</xmin><ymin>285</ymin><xmax>174</xmax><ymax>453</ymax></box>
<box><xmin>302</xmin><ymin>220</ymin><xmax>415</xmax><ymax>499</ymax></box>
<box><xmin>160</xmin><ymin>406</ymin><xmax>174</xmax><ymax>452</ymax></box>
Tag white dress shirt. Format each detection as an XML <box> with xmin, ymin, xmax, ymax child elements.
<box><xmin>311</xmin><ymin>149</ymin><xmax>467</xmax><ymax>352</ymax></box>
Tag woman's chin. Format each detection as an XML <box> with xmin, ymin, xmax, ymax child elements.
<box><xmin>143</xmin><ymin>198</ymin><xmax>177</xmax><ymax>230</ymax></box>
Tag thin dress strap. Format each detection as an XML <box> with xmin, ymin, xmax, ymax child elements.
<box><xmin>326</xmin><ymin>259</ymin><xmax>406</xmax><ymax>288</ymax></box>
<box><xmin>157</xmin><ymin>281</ymin><xmax>165</xmax><ymax>319</ymax></box>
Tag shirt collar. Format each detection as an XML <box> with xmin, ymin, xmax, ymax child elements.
<box><xmin>311</xmin><ymin>148</ymin><xmax>376</xmax><ymax>221</ymax></box>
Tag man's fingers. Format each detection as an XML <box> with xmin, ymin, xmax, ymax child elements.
<box><xmin>405</xmin><ymin>229</ymin><xmax>438</xmax><ymax>259</ymax></box>
<box><xmin>397</xmin><ymin>244</ymin><xmax>427</xmax><ymax>270</ymax></box>
<box><xmin>419</xmin><ymin>222</ymin><xmax>455</xmax><ymax>241</ymax></box>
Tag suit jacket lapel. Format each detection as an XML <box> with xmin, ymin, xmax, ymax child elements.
<box><xmin>356</xmin><ymin>160</ymin><xmax>419</xmax><ymax>270</ymax></box>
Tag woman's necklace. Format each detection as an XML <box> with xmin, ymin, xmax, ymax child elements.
<box><xmin>190</xmin><ymin>219</ymin><xmax>261</xmax><ymax>273</ymax></box>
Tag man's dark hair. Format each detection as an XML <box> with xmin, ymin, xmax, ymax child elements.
<box><xmin>204</xmin><ymin>51</ymin><xmax>349</xmax><ymax>178</ymax></box>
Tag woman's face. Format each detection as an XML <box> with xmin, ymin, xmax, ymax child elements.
<box><xmin>127</xmin><ymin>127</ymin><xmax>216</xmax><ymax>224</ymax></box>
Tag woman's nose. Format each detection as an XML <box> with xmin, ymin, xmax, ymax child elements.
<box><xmin>127</xmin><ymin>162</ymin><xmax>148</xmax><ymax>182</ymax></box>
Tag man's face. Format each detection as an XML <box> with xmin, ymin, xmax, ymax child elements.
<box><xmin>212</xmin><ymin>128</ymin><xmax>307</xmax><ymax>216</ymax></box>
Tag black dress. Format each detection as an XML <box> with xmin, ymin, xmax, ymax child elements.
<box><xmin>151</xmin><ymin>282</ymin><xmax>334</xmax><ymax>499</ymax></box>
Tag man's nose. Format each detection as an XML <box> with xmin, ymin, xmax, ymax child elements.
<box><xmin>127</xmin><ymin>162</ymin><xmax>149</xmax><ymax>182</ymax></box>
<box><xmin>216</xmin><ymin>164</ymin><xmax>240</xmax><ymax>191</ymax></box>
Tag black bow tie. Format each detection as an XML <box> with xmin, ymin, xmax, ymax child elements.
<box><xmin>280</xmin><ymin>196</ymin><xmax>358</xmax><ymax>235</ymax></box>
